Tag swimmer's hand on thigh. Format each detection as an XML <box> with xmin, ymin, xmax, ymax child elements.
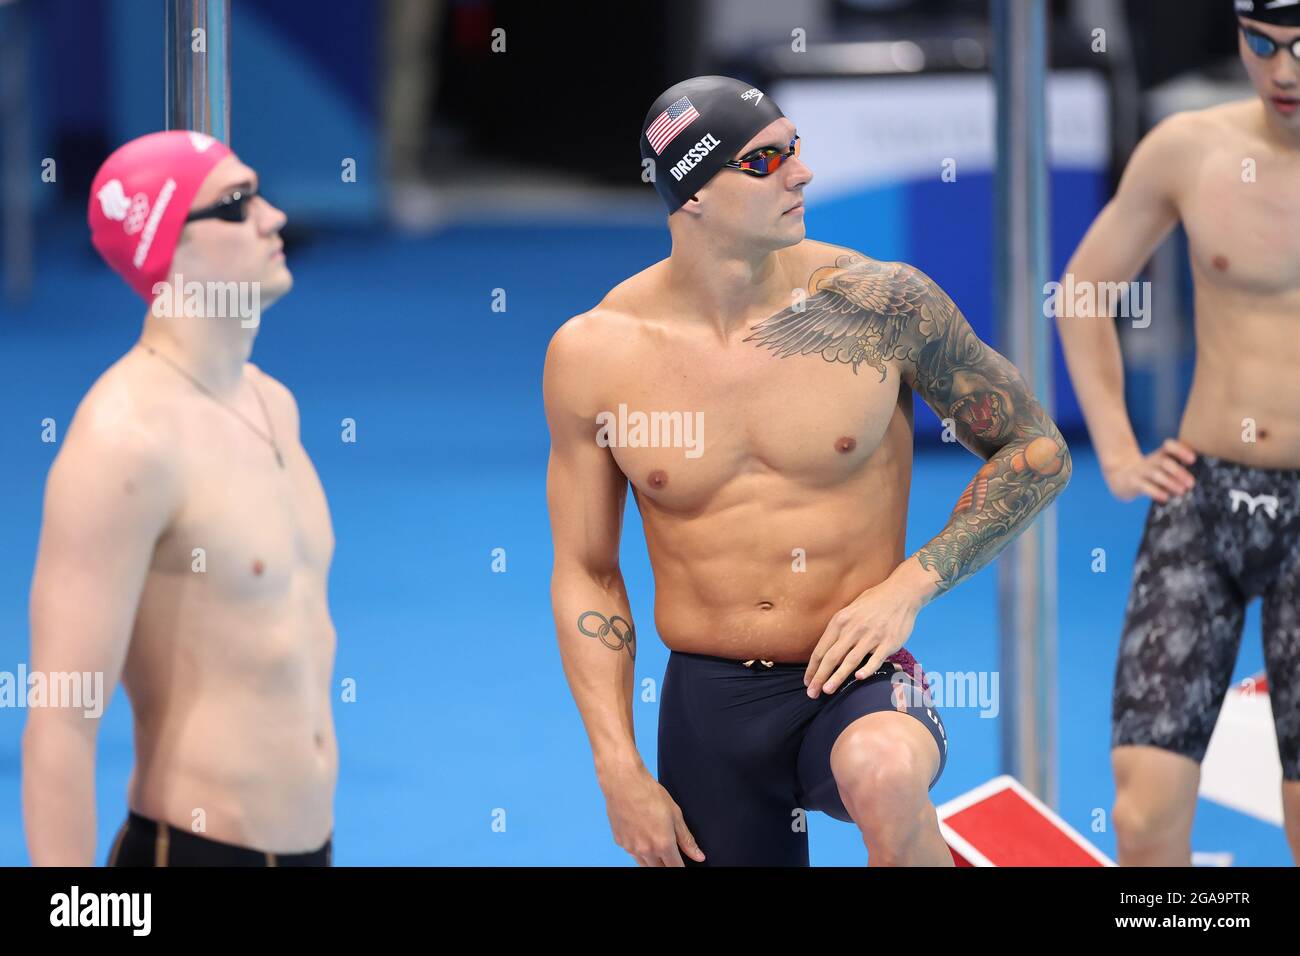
<box><xmin>1102</xmin><ymin>438</ymin><xmax>1197</xmax><ymax>504</ymax></box>
<box><xmin>602</xmin><ymin>764</ymin><xmax>705</xmax><ymax>867</ymax></box>
<box><xmin>805</xmin><ymin>572</ymin><xmax>926</xmax><ymax>698</ymax></box>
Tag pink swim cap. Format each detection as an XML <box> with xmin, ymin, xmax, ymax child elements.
<box><xmin>88</xmin><ymin>131</ymin><xmax>233</xmax><ymax>302</ymax></box>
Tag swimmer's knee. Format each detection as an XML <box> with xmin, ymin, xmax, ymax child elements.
<box><xmin>833</xmin><ymin>730</ymin><xmax>930</xmax><ymax>827</ymax></box>
<box><xmin>1111</xmin><ymin>786</ymin><xmax>1193</xmax><ymax>855</ymax></box>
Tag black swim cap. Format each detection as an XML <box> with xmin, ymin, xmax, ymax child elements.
<box><xmin>1236</xmin><ymin>0</ymin><xmax>1300</xmax><ymax>25</ymax></box>
<box><xmin>639</xmin><ymin>75</ymin><xmax>786</xmax><ymax>214</ymax></box>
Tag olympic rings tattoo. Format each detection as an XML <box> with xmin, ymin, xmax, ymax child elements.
<box><xmin>577</xmin><ymin>610</ymin><xmax>636</xmax><ymax>659</ymax></box>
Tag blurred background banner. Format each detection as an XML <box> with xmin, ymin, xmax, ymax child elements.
<box><xmin>3</xmin><ymin>0</ymin><xmax>1247</xmax><ymax>439</ymax></box>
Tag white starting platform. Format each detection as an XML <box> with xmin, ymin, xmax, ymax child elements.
<box><xmin>1199</xmin><ymin>671</ymin><xmax>1284</xmax><ymax>827</ymax></box>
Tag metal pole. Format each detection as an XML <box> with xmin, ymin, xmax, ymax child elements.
<box><xmin>164</xmin><ymin>0</ymin><xmax>231</xmax><ymax>142</ymax></box>
<box><xmin>1</xmin><ymin>0</ymin><xmax>34</xmax><ymax>305</ymax></box>
<box><xmin>992</xmin><ymin>0</ymin><xmax>1058</xmax><ymax>807</ymax></box>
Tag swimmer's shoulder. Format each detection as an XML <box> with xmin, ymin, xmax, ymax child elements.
<box><xmin>592</xmin><ymin>258</ymin><xmax>670</xmax><ymax>326</ymax></box>
<box><xmin>1191</xmin><ymin>98</ymin><xmax>1265</xmax><ymax>135</ymax></box>
<box><xmin>1162</xmin><ymin>101</ymin><xmax>1271</xmax><ymax>151</ymax></box>
<box><xmin>791</xmin><ymin>239</ymin><xmax>929</xmax><ymax>292</ymax></box>
<box><xmin>544</xmin><ymin>308</ymin><xmax>636</xmax><ymax>413</ymax></box>
<box><xmin>69</xmin><ymin>351</ymin><xmax>180</xmax><ymax>443</ymax></box>
<box><xmin>547</xmin><ymin>261</ymin><xmax>665</xmax><ymax>362</ymax></box>
<box><xmin>544</xmin><ymin>265</ymin><xmax>667</xmax><ymax>416</ymax></box>
<box><xmin>53</xmin><ymin>351</ymin><xmax>185</xmax><ymax>492</ymax></box>
<box><xmin>791</xmin><ymin>238</ymin><xmax>879</xmax><ymax>278</ymax></box>
<box><xmin>1122</xmin><ymin>106</ymin><xmax>1241</xmax><ymax>185</ymax></box>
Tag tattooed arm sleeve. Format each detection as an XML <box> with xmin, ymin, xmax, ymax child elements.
<box><xmin>744</xmin><ymin>256</ymin><xmax>1072</xmax><ymax>596</ymax></box>
<box><xmin>898</xmin><ymin>265</ymin><xmax>1072</xmax><ymax>594</ymax></box>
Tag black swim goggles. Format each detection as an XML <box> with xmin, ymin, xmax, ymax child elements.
<box><xmin>1240</xmin><ymin>24</ymin><xmax>1300</xmax><ymax>60</ymax></box>
<box><xmin>723</xmin><ymin>136</ymin><xmax>801</xmax><ymax>177</ymax></box>
<box><xmin>186</xmin><ymin>186</ymin><xmax>261</xmax><ymax>223</ymax></box>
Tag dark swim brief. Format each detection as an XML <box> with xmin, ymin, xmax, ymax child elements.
<box><xmin>657</xmin><ymin>647</ymin><xmax>948</xmax><ymax>866</ymax></box>
<box><xmin>1112</xmin><ymin>452</ymin><xmax>1300</xmax><ymax>780</ymax></box>
<box><xmin>106</xmin><ymin>811</ymin><xmax>332</xmax><ymax>866</ymax></box>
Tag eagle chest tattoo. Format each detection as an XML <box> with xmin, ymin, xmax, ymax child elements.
<box><xmin>742</xmin><ymin>257</ymin><xmax>1012</xmax><ymax>443</ymax></box>
<box><xmin>742</xmin><ymin>258</ymin><xmax>928</xmax><ymax>383</ymax></box>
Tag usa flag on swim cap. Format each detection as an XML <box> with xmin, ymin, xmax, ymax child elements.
<box><xmin>645</xmin><ymin>96</ymin><xmax>699</xmax><ymax>155</ymax></box>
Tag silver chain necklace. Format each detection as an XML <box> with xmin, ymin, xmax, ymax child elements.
<box><xmin>140</xmin><ymin>344</ymin><xmax>285</xmax><ymax>469</ymax></box>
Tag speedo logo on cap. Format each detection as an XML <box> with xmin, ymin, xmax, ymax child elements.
<box><xmin>670</xmin><ymin>134</ymin><xmax>722</xmax><ymax>181</ymax></box>
<box><xmin>741</xmin><ymin>87</ymin><xmax>765</xmax><ymax>104</ymax></box>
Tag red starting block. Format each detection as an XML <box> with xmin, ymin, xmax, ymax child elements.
<box><xmin>937</xmin><ymin>775</ymin><xmax>1115</xmax><ymax>867</ymax></box>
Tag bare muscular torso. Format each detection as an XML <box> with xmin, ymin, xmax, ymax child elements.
<box><xmin>91</xmin><ymin>349</ymin><xmax>336</xmax><ymax>852</ymax></box>
<box><xmin>1175</xmin><ymin>101</ymin><xmax>1300</xmax><ymax>466</ymax></box>
<box><xmin>580</xmin><ymin>239</ymin><xmax>914</xmax><ymax>662</ymax></box>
